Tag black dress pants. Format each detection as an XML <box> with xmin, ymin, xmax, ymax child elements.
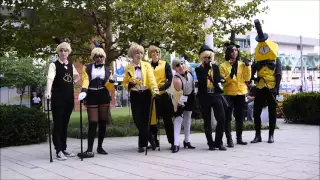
<box><xmin>225</xmin><ymin>95</ymin><xmax>245</xmax><ymax>139</ymax></box>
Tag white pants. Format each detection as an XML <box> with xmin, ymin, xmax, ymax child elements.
<box><xmin>174</xmin><ymin>111</ymin><xmax>192</xmax><ymax>146</ymax></box>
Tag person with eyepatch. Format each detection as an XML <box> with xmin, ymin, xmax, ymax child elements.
<box><xmin>77</xmin><ymin>47</ymin><xmax>117</xmax><ymax>158</ymax></box>
<box><xmin>219</xmin><ymin>31</ymin><xmax>251</xmax><ymax>147</ymax></box>
<box><xmin>148</xmin><ymin>44</ymin><xmax>174</xmax><ymax>150</ymax></box>
<box><xmin>45</xmin><ymin>40</ymin><xmax>80</xmax><ymax>161</ymax></box>
<box><xmin>170</xmin><ymin>58</ymin><xmax>196</xmax><ymax>153</ymax></box>
<box><xmin>195</xmin><ymin>44</ymin><xmax>227</xmax><ymax>151</ymax></box>
<box><xmin>122</xmin><ymin>43</ymin><xmax>160</xmax><ymax>153</ymax></box>
<box><xmin>251</xmin><ymin>19</ymin><xmax>282</xmax><ymax>144</ymax></box>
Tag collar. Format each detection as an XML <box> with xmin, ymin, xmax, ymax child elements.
<box><xmin>58</xmin><ymin>59</ymin><xmax>68</xmax><ymax>65</ymax></box>
<box><xmin>151</xmin><ymin>60</ymin><xmax>159</xmax><ymax>67</ymax></box>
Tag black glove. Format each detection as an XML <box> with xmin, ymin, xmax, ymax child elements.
<box><xmin>244</xmin><ymin>59</ymin><xmax>250</xmax><ymax>66</ymax></box>
<box><xmin>154</xmin><ymin>94</ymin><xmax>161</xmax><ymax>101</ymax></box>
<box><xmin>128</xmin><ymin>82</ymin><xmax>136</xmax><ymax>90</ymax></box>
<box><xmin>271</xmin><ymin>87</ymin><xmax>279</xmax><ymax>96</ymax></box>
<box><xmin>230</xmin><ymin>65</ymin><xmax>236</xmax><ymax>78</ymax></box>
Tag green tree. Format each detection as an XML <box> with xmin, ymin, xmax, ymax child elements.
<box><xmin>1</xmin><ymin>0</ymin><xmax>268</xmax><ymax>65</ymax></box>
<box><xmin>0</xmin><ymin>55</ymin><xmax>49</xmax><ymax>105</ymax></box>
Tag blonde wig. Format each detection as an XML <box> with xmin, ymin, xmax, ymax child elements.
<box><xmin>199</xmin><ymin>50</ymin><xmax>215</xmax><ymax>61</ymax></box>
<box><xmin>171</xmin><ymin>58</ymin><xmax>183</xmax><ymax>70</ymax></box>
<box><xmin>128</xmin><ymin>43</ymin><xmax>145</xmax><ymax>58</ymax></box>
<box><xmin>148</xmin><ymin>45</ymin><xmax>161</xmax><ymax>58</ymax></box>
<box><xmin>91</xmin><ymin>47</ymin><xmax>106</xmax><ymax>60</ymax></box>
<box><xmin>56</xmin><ymin>42</ymin><xmax>72</xmax><ymax>53</ymax></box>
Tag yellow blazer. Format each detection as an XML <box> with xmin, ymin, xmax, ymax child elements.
<box><xmin>123</xmin><ymin>61</ymin><xmax>159</xmax><ymax>125</ymax></box>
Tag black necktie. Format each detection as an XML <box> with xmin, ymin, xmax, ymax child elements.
<box><xmin>135</xmin><ymin>66</ymin><xmax>141</xmax><ymax>70</ymax></box>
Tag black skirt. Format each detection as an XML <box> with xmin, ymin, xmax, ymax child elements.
<box><xmin>184</xmin><ymin>92</ymin><xmax>195</xmax><ymax>111</ymax></box>
<box><xmin>85</xmin><ymin>88</ymin><xmax>110</xmax><ymax>105</ymax></box>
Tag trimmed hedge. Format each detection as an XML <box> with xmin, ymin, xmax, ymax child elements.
<box><xmin>283</xmin><ymin>92</ymin><xmax>320</xmax><ymax>125</ymax></box>
<box><xmin>0</xmin><ymin>105</ymin><xmax>47</xmax><ymax>148</ymax></box>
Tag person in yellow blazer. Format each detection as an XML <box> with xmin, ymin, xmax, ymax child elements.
<box><xmin>77</xmin><ymin>47</ymin><xmax>116</xmax><ymax>158</ymax></box>
<box><xmin>219</xmin><ymin>32</ymin><xmax>251</xmax><ymax>147</ymax></box>
<box><xmin>148</xmin><ymin>44</ymin><xmax>174</xmax><ymax>150</ymax></box>
<box><xmin>122</xmin><ymin>43</ymin><xmax>160</xmax><ymax>153</ymax></box>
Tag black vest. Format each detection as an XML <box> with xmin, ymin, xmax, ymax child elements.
<box><xmin>86</xmin><ymin>64</ymin><xmax>111</xmax><ymax>89</ymax></box>
<box><xmin>52</xmin><ymin>61</ymin><xmax>74</xmax><ymax>97</ymax></box>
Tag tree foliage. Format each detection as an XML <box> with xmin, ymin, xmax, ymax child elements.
<box><xmin>1</xmin><ymin>0</ymin><xmax>268</xmax><ymax>65</ymax></box>
<box><xmin>0</xmin><ymin>55</ymin><xmax>49</xmax><ymax>105</ymax></box>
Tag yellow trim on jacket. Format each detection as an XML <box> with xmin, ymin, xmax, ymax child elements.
<box><xmin>81</xmin><ymin>65</ymin><xmax>115</xmax><ymax>92</ymax></box>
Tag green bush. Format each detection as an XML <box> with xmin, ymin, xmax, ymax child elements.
<box><xmin>283</xmin><ymin>92</ymin><xmax>320</xmax><ymax>125</ymax></box>
<box><xmin>0</xmin><ymin>105</ymin><xmax>47</xmax><ymax>147</ymax></box>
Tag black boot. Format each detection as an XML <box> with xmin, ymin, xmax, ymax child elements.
<box><xmin>214</xmin><ymin>141</ymin><xmax>227</xmax><ymax>151</ymax></box>
<box><xmin>87</xmin><ymin>121</ymin><xmax>98</xmax><ymax>152</ymax></box>
<box><xmin>183</xmin><ymin>141</ymin><xmax>195</xmax><ymax>149</ymax></box>
<box><xmin>251</xmin><ymin>134</ymin><xmax>262</xmax><ymax>143</ymax></box>
<box><xmin>138</xmin><ymin>147</ymin><xmax>145</xmax><ymax>153</ymax></box>
<box><xmin>268</xmin><ymin>129</ymin><xmax>274</xmax><ymax>143</ymax></box>
<box><xmin>208</xmin><ymin>142</ymin><xmax>215</xmax><ymax>150</ymax></box>
<box><xmin>226</xmin><ymin>136</ymin><xmax>234</xmax><ymax>147</ymax></box>
<box><xmin>172</xmin><ymin>145</ymin><xmax>179</xmax><ymax>153</ymax></box>
<box><xmin>236</xmin><ymin>120</ymin><xmax>247</xmax><ymax>145</ymax></box>
<box><xmin>97</xmin><ymin>120</ymin><xmax>108</xmax><ymax>154</ymax></box>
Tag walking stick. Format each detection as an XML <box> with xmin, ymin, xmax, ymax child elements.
<box><xmin>79</xmin><ymin>100</ymin><xmax>83</xmax><ymax>161</ymax></box>
<box><xmin>261</xmin><ymin>77</ymin><xmax>288</xmax><ymax>122</ymax></box>
<box><xmin>146</xmin><ymin>97</ymin><xmax>156</xmax><ymax>155</ymax></box>
<box><xmin>46</xmin><ymin>99</ymin><xmax>53</xmax><ymax>163</ymax></box>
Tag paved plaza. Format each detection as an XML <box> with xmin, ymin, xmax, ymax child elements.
<box><xmin>1</xmin><ymin>120</ymin><xmax>319</xmax><ymax>180</ymax></box>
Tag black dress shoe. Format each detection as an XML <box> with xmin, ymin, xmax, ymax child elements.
<box><xmin>251</xmin><ymin>135</ymin><xmax>262</xmax><ymax>143</ymax></box>
<box><xmin>172</xmin><ymin>145</ymin><xmax>179</xmax><ymax>153</ymax></box>
<box><xmin>77</xmin><ymin>151</ymin><xmax>94</xmax><ymax>158</ymax></box>
<box><xmin>138</xmin><ymin>147</ymin><xmax>144</xmax><ymax>153</ymax></box>
<box><xmin>227</xmin><ymin>139</ymin><xmax>234</xmax><ymax>148</ymax></box>
<box><xmin>217</xmin><ymin>145</ymin><xmax>227</xmax><ymax>151</ymax></box>
<box><xmin>183</xmin><ymin>141</ymin><xmax>195</xmax><ymax>149</ymax></box>
<box><xmin>208</xmin><ymin>145</ymin><xmax>215</xmax><ymax>151</ymax></box>
<box><xmin>268</xmin><ymin>135</ymin><xmax>274</xmax><ymax>143</ymax></box>
<box><xmin>97</xmin><ymin>147</ymin><xmax>108</xmax><ymax>155</ymax></box>
<box><xmin>237</xmin><ymin>138</ymin><xmax>248</xmax><ymax>145</ymax></box>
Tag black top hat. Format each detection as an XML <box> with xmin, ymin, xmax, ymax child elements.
<box><xmin>224</xmin><ymin>30</ymin><xmax>240</xmax><ymax>48</ymax></box>
<box><xmin>53</xmin><ymin>36</ymin><xmax>62</xmax><ymax>44</ymax></box>
<box><xmin>254</xmin><ymin>19</ymin><xmax>269</xmax><ymax>42</ymax></box>
<box><xmin>199</xmin><ymin>44</ymin><xmax>214</xmax><ymax>55</ymax></box>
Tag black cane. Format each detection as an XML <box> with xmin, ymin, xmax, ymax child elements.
<box><xmin>46</xmin><ymin>99</ymin><xmax>53</xmax><ymax>163</ymax></box>
<box><xmin>261</xmin><ymin>77</ymin><xmax>288</xmax><ymax>122</ymax></box>
<box><xmin>79</xmin><ymin>100</ymin><xmax>83</xmax><ymax>161</ymax></box>
<box><xmin>157</xmin><ymin>116</ymin><xmax>160</xmax><ymax>151</ymax></box>
<box><xmin>146</xmin><ymin>97</ymin><xmax>156</xmax><ymax>155</ymax></box>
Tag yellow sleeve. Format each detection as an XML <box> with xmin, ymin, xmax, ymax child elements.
<box><xmin>122</xmin><ymin>66</ymin><xmax>130</xmax><ymax>90</ymax></box>
<box><xmin>219</xmin><ymin>63</ymin><xmax>232</xmax><ymax>86</ymax></box>
<box><xmin>81</xmin><ymin>66</ymin><xmax>89</xmax><ymax>91</ymax></box>
<box><xmin>146</xmin><ymin>63</ymin><xmax>159</xmax><ymax>95</ymax></box>
<box><xmin>105</xmin><ymin>70</ymin><xmax>115</xmax><ymax>92</ymax></box>
<box><xmin>243</xmin><ymin>65</ymin><xmax>251</xmax><ymax>81</ymax></box>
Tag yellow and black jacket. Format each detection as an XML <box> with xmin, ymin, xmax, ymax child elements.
<box><xmin>219</xmin><ymin>61</ymin><xmax>251</xmax><ymax>96</ymax></box>
<box><xmin>252</xmin><ymin>59</ymin><xmax>282</xmax><ymax>89</ymax></box>
<box><xmin>122</xmin><ymin>60</ymin><xmax>159</xmax><ymax>125</ymax></box>
<box><xmin>81</xmin><ymin>63</ymin><xmax>115</xmax><ymax>92</ymax></box>
<box><xmin>150</xmin><ymin>60</ymin><xmax>172</xmax><ymax>94</ymax></box>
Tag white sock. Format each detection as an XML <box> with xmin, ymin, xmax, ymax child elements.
<box><xmin>174</xmin><ymin>116</ymin><xmax>183</xmax><ymax>146</ymax></box>
<box><xmin>183</xmin><ymin>111</ymin><xmax>192</xmax><ymax>143</ymax></box>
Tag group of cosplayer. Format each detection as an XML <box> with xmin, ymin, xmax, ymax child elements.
<box><xmin>45</xmin><ymin>19</ymin><xmax>282</xmax><ymax>161</ymax></box>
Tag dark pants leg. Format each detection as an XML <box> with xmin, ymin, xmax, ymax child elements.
<box><xmin>156</xmin><ymin>93</ymin><xmax>174</xmax><ymax>145</ymax></box>
<box><xmin>253</xmin><ymin>88</ymin><xmax>266</xmax><ymax>135</ymax></box>
<box><xmin>130</xmin><ymin>90</ymin><xmax>152</xmax><ymax>147</ymax></box>
<box><xmin>199</xmin><ymin>96</ymin><xmax>214</xmax><ymax>146</ymax></box>
<box><xmin>51</xmin><ymin>96</ymin><xmax>73</xmax><ymax>154</ymax></box>
<box><xmin>266</xmin><ymin>89</ymin><xmax>277</xmax><ymax>136</ymax></box>
<box><xmin>233</xmin><ymin>95</ymin><xmax>245</xmax><ymax>139</ymax></box>
<box><xmin>224</xmin><ymin>96</ymin><xmax>233</xmax><ymax>142</ymax></box>
<box><xmin>211</xmin><ymin>95</ymin><xmax>226</xmax><ymax>146</ymax></box>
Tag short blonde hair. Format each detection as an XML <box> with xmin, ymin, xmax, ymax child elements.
<box><xmin>128</xmin><ymin>43</ymin><xmax>144</xmax><ymax>58</ymax></box>
<box><xmin>171</xmin><ymin>58</ymin><xmax>182</xmax><ymax>70</ymax></box>
<box><xmin>148</xmin><ymin>45</ymin><xmax>161</xmax><ymax>58</ymax></box>
<box><xmin>199</xmin><ymin>50</ymin><xmax>215</xmax><ymax>61</ymax></box>
<box><xmin>56</xmin><ymin>42</ymin><xmax>72</xmax><ymax>53</ymax></box>
<box><xmin>91</xmin><ymin>47</ymin><xmax>106</xmax><ymax>60</ymax></box>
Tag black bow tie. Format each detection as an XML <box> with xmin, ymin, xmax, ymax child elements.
<box><xmin>94</xmin><ymin>64</ymin><xmax>104</xmax><ymax>68</ymax></box>
<box><xmin>135</xmin><ymin>66</ymin><xmax>141</xmax><ymax>70</ymax></box>
<box><xmin>151</xmin><ymin>61</ymin><xmax>159</xmax><ymax>68</ymax></box>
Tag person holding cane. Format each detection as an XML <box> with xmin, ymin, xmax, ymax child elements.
<box><xmin>77</xmin><ymin>47</ymin><xmax>117</xmax><ymax>158</ymax></box>
<box><xmin>45</xmin><ymin>40</ymin><xmax>80</xmax><ymax>161</ymax></box>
